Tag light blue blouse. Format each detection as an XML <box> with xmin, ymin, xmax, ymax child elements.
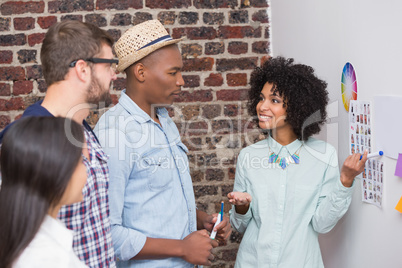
<box><xmin>94</xmin><ymin>91</ymin><xmax>196</xmax><ymax>268</ymax></box>
<box><xmin>230</xmin><ymin>137</ymin><xmax>354</xmax><ymax>268</ymax></box>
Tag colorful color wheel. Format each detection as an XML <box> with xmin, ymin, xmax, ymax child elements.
<box><xmin>341</xmin><ymin>62</ymin><xmax>358</xmax><ymax>112</ymax></box>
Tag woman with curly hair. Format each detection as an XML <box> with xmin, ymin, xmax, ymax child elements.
<box><xmin>227</xmin><ymin>57</ymin><xmax>367</xmax><ymax>267</ymax></box>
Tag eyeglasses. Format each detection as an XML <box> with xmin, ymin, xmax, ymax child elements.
<box><xmin>69</xmin><ymin>58</ymin><xmax>119</xmax><ymax>72</ymax></box>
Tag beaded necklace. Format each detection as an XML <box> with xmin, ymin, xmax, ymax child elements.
<box><xmin>268</xmin><ymin>142</ymin><xmax>303</xmax><ymax>169</ymax></box>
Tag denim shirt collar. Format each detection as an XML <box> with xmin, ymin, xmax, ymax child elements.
<box><xmin>119</xmin><ymin>90</ymin><xmax>169</xmax><ymax>125</ymax></box>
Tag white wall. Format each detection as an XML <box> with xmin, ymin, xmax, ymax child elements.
<box><xmin>270</xmin><ymin>1</ymin><xmax>402</xmax><ymax>267</ymax></box>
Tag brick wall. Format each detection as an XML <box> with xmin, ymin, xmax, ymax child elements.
<box><xmin>0</xmin><ymin>0</ymin><xmax>270</xmax><ymax>266</ymax></box>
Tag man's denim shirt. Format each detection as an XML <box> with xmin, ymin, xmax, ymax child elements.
<box><xmin>94</xmin><ymin>91</ymin><xmax>196</xmax><ymax>268</ymax></box>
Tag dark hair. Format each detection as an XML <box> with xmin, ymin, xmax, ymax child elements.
<box><xmin>0</xmin><ymin>117</ymin><xmax>84</xmax><ymax>268</ymax></box>
<box><xmin>248</xmin><ymin>57</ymin><xmax>329</xmax><ymax>141</ymax></box>
<box><xmin>41</xmin><ymin>20</ymin><xmax>114</xmax><ymax>87</ymax></box>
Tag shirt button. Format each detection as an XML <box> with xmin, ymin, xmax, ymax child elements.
<box><xmin>279</xmin><ymin>205</ymin><xmax>283</xmax><ymax>209</ymax></box>
<box><xmin>281</xmin><ymin>185</ymin><xmax>284</xmax><ymax>187</ymax></box>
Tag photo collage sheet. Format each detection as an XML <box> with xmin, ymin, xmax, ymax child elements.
<box><xmin>349</xmin><ymin>100</ymin><xmax>384</xmax><ymax>208</ymax></box>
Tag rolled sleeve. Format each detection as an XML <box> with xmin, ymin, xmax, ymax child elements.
<box><xmin>311</xmin><ymin>150</ymin><xmax>354</xmax><ymax>234</ymax></box>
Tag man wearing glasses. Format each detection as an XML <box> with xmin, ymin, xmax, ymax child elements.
<box><xmin>0</xmin><ymin>20</ymin><xmax>118</xmax><ymax>267</ymax></box>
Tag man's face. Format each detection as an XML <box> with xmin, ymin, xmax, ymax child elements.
<box><xmin>142</xmin><ymin>45</ymin><xmax>184</xmax><ymax>107</ymax></box>
<box><xmin>86</xmin><ymin>43</ymin><xmax>117</xmax><ymax>108</ymax></box>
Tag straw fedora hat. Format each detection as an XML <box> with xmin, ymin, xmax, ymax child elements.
<box><xmin>115</xmin><ymin>20</ymin><xmax>183</xmax><ymax>72</ymax></box>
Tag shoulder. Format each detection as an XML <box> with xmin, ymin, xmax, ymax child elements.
<box><xmin>305</xmin><ymin>137</ymin><xmax>336</xmax><ymax>154</ymax></box>
<box><xmin>304</xmin><ymin>137</ymin><xmax>337</xmax><ymax>165</ymax></box>
<box><xmin>95</xmin><ymin>103</ymin><xmax>139</xmax><ymax>133</ymax></box>
<box><xmin>238</xmin><ymin>139</ymin><xmax>268</xmax><ymax>157</ymax></box>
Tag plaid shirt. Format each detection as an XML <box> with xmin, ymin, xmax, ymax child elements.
<box><xmin>58</xmin><ymin>127</ymin><xmax>115</xmax><ymax>268</ymax></box>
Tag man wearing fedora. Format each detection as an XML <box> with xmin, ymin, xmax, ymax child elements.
<box><xmin>95</xmin><ymin>20</ymin><xmax>232</xmax><ymax>267</ymax></box>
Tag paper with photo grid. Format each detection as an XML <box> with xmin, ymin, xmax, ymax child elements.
<box><xmin>349</xmin><ymin>100</ymin><xmax>384</xmax><ymax>208</ymax></box>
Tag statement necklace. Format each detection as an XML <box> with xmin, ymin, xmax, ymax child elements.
<box><xmin>268</xmin><ymin>143</ymin><xmax>303</xmax><ymax>169</ymax></box>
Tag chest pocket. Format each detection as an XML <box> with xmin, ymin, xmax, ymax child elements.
<box><xmin>142</xmin><ymin>148</ymin><xmax>173</xmax><ymax>191</ymax></box>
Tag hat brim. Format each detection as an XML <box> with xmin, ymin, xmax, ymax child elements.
<box><xmin>117</xmin><ymin>38</ymin><xmax>183</xmax><ymax>72</ymax></box>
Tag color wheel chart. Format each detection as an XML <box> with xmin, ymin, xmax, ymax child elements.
<box><xmin>341</xmin><ymin>62</ymin><xmax>358</xmax><ymax>112</ymax></box>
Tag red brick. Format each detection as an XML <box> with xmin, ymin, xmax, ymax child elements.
<box><xmin>186</xmin><ymin>121</ymin><xmax>208</xmax><ymax>136</ymax></box>
<box><xmin>217</xmin><ymin>57</ymin><xmax>257</xmax><ymax>72</ymax></box>
<box><xmin>28</xmin><ymin>33</ymin><xmax>45</xmax><ymax>47</ymax></box>
<box><xmin>0</xmin><ymin>50</ymin><xmax>12</xmax><ymax>64</ymax></box>
<box><xmin>249</xmin><ymin>0</ymin><xmax>268</xmax><ymax>8</ymax></box>
<box><xmin>110</xmin><ymin>13</ymin><xmax>132</xmax><ymax>26</ymax></box>
<box><xmin>0</xmin><ymin>67</ymin><xmax>25</xmax><ymax>81</ymax></box>
<box><xmin>181</xmin><ymin>104</ymin><xmax>200</xmax><ymax>120</ymax></box>
<box><xmin>132</xmin><ymin>12</ymin><xmax>153</xmax><ymax>25</ymax></box>
<box><xmin>23</xmin><ymin>96</ymin><xmax>43</xmax><ymax>108</ymax></box>
<box><xmin>204</xmin><ymin>73</ymin><xmax>223</xmax><ymax>87</ymax></box>
<box><xmin>13</xmin><ymin>17</ymin><xmax>35</xmax><ymax>31</ymax></box>
<box><xmin>265</xmin><ymin>26</ymin><xmax>270</xmax><ymax>38</ymax></box>
<box><xmin>0</xmin><ymin>34</ymin><xmax>26</xmax><ymax>46</ymax></box>
<box><xmin>228</xmin><ymin>41</ymin><xmax>248</xmax><ymax>55</ymax></box>
<box><xmin>158</xmin><ymin>11</ymin><xmax>176</xmax><ymax>25</ymax></box>
<box><xmin>175</xmin><ymin>90</ymin><xmax>213</xmax><ymax>102</ymax></box>
<box><xmin>218</xmin><ymin>25</ymin><xmax>261</xmax><ymax>39</ymax></box>
<box><xmin>48</xmin><ymin>0</ymin><xmax>93</xmax><ymax>13</ymax></box>
<box><xmin>146</xmin><ymin>0</ymin><xmax>190</xmax><ymax>9</ymax></box>
<box><xmin>85</xmin><ymin>14</ymin><xmax>107</xmax><ymax>27</ymax></box>
<box><xmin>26</xmin><ymin>65</ymin><xmax>42</xmax><ymax>80</ymax></box>
<box><xmin>0</xmin><ymin>18</ymin><xmax>11</xmax><ymax>31</ymax></box>
<box><xmin>96</xmin><ymin>0</ymin><xmax>142</xmax><ymax>10</ymax></box>
<box><xmin>252</xmin><ymin>41</ymin><xmax>269</xmax><ymax>54</ymax></box>
<box><xmin>224</xmin><ymin>104</ymin><xmax>239</xmax><ymax>116</ymax></box>
<box><xmin>183</xmin><ymin>75</ymin><xmax>200</xmax><ymax>88</ymax></box>
<box><xmin>202</xmin><ymin>104</ymin><xmax>221</xmax><ymax>119</ymax></box>
<box><xmin>1</xmin><ymin>1</ymin><xmax>45</xmax><ymax>15</ymax></box>
<box><xmin>203</xmin><ymin>12</ymin><xmax>224</xmax><ymax>25</ymax></box>
<box><xmin>0</xmin><ymin>82</ymin><xmax>11</xmax><ymax>96</ymax></box>
<box><xmin>229</xmin><ymin>10</ymin><xmax>249</xmax><ymax>24</ymax></box>
<box><xmin>60</xmin><ymin>15</ymin><xmax>83</xmax><ymax>22</ymax></box>
<box><xmin>0</xmin><ymin>115</ymin><xmax>11</xmax><ymax>129</ymax></box>
<box><xmin>112</xmin><ymin>78</ymin><xmax>125</xmax><ymax>91</ymax></box>
<box><xmin>37</xmin><ymin>79</ymin><xmax>47</xmax><ymax>93</ymax></box>
<box><xmin>111</xmin><ymin>94</ymin><xmax>118</xmax><ymax>105</ymax></box>
<box><xmin>206</xmin><ymin>169</ymin><xmax>224</xmax><ymax>181</ymax></box>
<box><xmin>205</xmin><ymin>42</ymin><xmax>224</xmax><ymax>55</ymax></box>
<box><xmin>106</xmin><ymin>29</ymin><xmax>121</xmax><ymax>42</ymax></box>
<box><xmin>0</xmin><ymin>97</ymin><xmax>24</xmax><ymax>111</ymax></box>
<box><xmin>13</xmin><ymin>80</ymin><xmax>33</xmax><ymax>95</ymax></box>
<box><xmin>227</xmin><ymin>73</ymin><xmax>247</xmax><ymax>87</ymax></box>
<box><xmin>182</xmin><ymin>58</ymin><xmax>214</xmax><ymax>72</ymax></box>
<box><xmin>37</xmin><ymin>16</ymin><xmax>57</xmax><ymax>29</ymax></box>
<box><xmin>172</xmin><ymin>27</ymin><xmax>217</xmax><ymax>40</ymax></box>
<box><xmin>194</xmin><ymin>0</ymin><xmax>237</xmax><ymax>9</ymax></box>
<box><xmin>261</xmin><ymin>55</ymin><xmax>270</xmax><ymax>65</ymax></box>
<box><xmin>178</xmin><ymin>12</ymin><xmax>198</xmax><ymax>25</ymax></box>
<box><xmin>193</xmin><ymin>185</ymin><xmax>217</xmax><ymax>198</ymax></box>
<box><xmin>181</xmin><ymin>43</ymin><xmax>202</xmax><ymax>59</ymax></box>
<box><xmin>216</xmin><ymin>89</ymin><xmax>248</xmax><ymax>101</ymax></box>
<box><xmin>17</xmin><ymin>49</ymin><xmax>37</xmax><ymax>64</ymax></box>
<box><xmin>252</xmin><ymin>9</ymin><xmax>268</xmax><ymax>23</ymax></box>
<box><xmin>212</xmin><ymin>119</ymin><xmax>240</xmax><ymax>134</ymax></box>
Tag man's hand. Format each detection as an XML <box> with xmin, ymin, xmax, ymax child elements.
<box><xmin>181</xmin><ymin>230</ymin><xmax>218</xmax><ymax>265</ymax></box>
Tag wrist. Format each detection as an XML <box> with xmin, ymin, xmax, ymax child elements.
<box><xmin>340</xmin><ymin>174</ymin><xmax>353</xmax><ymax>187</ymax></box>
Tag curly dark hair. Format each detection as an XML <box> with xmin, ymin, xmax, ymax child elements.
<box><xmin>248</xmin><ymin>57</ymin><xmax>329</xmax><ymax>141</ymax></box>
